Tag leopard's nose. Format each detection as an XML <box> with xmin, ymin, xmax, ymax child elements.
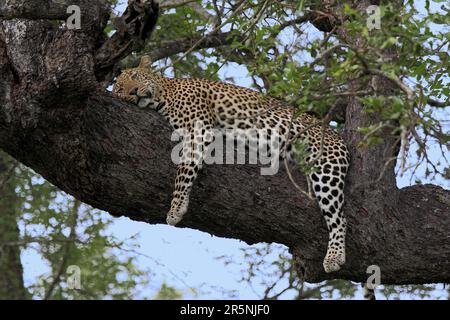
<box><xmin>128</xmin><ymin>86</ymin><xmax>139</xmax><ymax>95</ymax></box>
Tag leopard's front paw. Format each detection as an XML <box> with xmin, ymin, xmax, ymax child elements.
<box><xmin>166</xmin><ymin>212</ymin><xmax>183</xmax><ymax>226</ymax></box>
<box><xmin>166</xmin><ymin>200</ymin><xmax>189</xmax><ymax>226</ymax></box>
<box><xmin>323</xmin><ymin>250</ymin><xmax>345</xmax><ymax>273</ymax></box>
<box><xmin>323</xmin><ymin>257</ymin><xmax>341</xmax><ymax>273</ymax></box>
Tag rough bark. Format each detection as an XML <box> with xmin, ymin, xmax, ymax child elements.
<box><xmin>0</xmin><ymin>0</ymin><xmax>448</xmax><ymax>285</ymax></box>
<box><xmin>0</xmin><ymin>0</ymin><xmax>84</xmax><ymax>20</ymax></box>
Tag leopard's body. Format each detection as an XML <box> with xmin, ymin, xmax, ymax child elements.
<box><xmin>113</xmin><ymin>66</ymin><xmax>350</xmax><ymax>273</ymax></box>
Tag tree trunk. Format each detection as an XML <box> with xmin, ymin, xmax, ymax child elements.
<box><xmin>0</xmin><ymin>152</ymin><xmax>26</xmax><ymax>299</ymax></box>
<box><xmin>0</xmin><ymin>0</ymin><xmax>448</xmax><ymax>285</ymax></box>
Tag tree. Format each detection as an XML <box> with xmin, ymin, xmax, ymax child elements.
<box><xmin>0</xmin><ymin>153</ymin><xmax>26</xmax><ymax>299</ymax></box>
<box><xmin>0</xmin><ymin>0</ymin><xmax>448</xmax><ymax>293</ymax></box>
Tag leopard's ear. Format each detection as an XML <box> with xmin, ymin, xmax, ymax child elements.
<box><xmin>138</xmin><ymin>55</ymin><xmax>152</xmax><ymax>68</ymax></box>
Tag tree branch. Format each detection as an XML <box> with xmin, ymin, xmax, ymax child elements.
<box><xmin>0</xmin><ymin>87</ymin><xmax>448</xmax><ymax>284</ymax></box>
<box><xmin>148</xmin><ymin>31</ymin><xmax>241</xmax><ymax>62</ymax></box>
<box><xmin>159</xmin><ymin>0</ymin><xmax>199</xmax><ymax>9</ymax></box>
<box><xmin>427</xmin><ymin>98</ymin><xmax>449</xmax><ymax>108</ymax></box>
<box><xmin>121</xmin><ymin>15</ymin><xmax>310</xmax><ymax>67</ymax></box>
<box><xmin>0</xmin><ymin>0</ymin><xmax>74</xmax><ymax>20</ymax></box>
<box><xmin>117</xmin><ymin>32</ymin><xmax>237</xmax><ymax>71</ymax></box>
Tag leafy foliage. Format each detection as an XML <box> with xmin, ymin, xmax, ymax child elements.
<box><xmin>153</xmin><ymin>282</ymin><xmax>183</xmax><ymax>300</ymax></box>
<box><xmin>217</xmin><ymin>243</ymin><xmax>449</xmax><ymax>300</ymax></box>
<box><xmin>7</xmin><ymin>159</ymin><xmax>151</xmax><ymax>299</ymax></box>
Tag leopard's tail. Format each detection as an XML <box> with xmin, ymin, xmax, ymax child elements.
<box><xmin>363</xmin><ymin>283</ymin><xmax>376</xmax><ymax>300</ymax></box>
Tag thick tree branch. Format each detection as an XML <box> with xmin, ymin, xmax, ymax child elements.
<box><xmin>0</xmin><ymin>90</ymin><xmax>448</xmax><ymax>284</ymax></box>
<box><xmin>0</xmin><ymin>0</ymin><xmax>76</xmax><ymax>20</ymax></box>
<box><xmin>0</xmin><ymin>0</ymin><xmax>111</xmax><ymax>38</ymax></box>
<box><xmin>159</xmin><ymin>0</ymin><xmax>199</xmax><ymax>9</ymax></box>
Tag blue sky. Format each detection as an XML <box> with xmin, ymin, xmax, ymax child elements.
<box><xmin>20</xmin><ymin>0</ymin><xmax>449</xmax><ymax>300</ymax></box>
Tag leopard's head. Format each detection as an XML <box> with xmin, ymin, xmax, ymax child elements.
<box><xmin>113</xmin><ymin>64</ymin><xmax>164</xmax><ymax>109</ymax></box>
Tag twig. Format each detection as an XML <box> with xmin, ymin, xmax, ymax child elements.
<box><xmin>159</xmin><ymin>0</ymin><xmax>198</xmax><ymax>9</ymax></box>
<box><xmin>43</xmin><ymin>200</ymin><xmax>80</xmax><ymax>300</ymax></box>
<box><xmin>367</xmin><ymin>69</ymin><xmax>415</xmax><ymax>103</ymax></box>
<box><xmin>427</xmin><ymin>98</ymin><xmax>449</xmax><ymax>108</ymax></box>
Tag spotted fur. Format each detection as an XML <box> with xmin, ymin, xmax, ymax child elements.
<box><xmin>113</xmin><ymin>66</ymin><xmax>350</xmax><ymax>273</ymax></box>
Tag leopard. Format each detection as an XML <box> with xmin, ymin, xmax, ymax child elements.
<box><xmin>112</xmin><ymin>60</ymin><xmax>350</xmax><ymax>273</ymax></box>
